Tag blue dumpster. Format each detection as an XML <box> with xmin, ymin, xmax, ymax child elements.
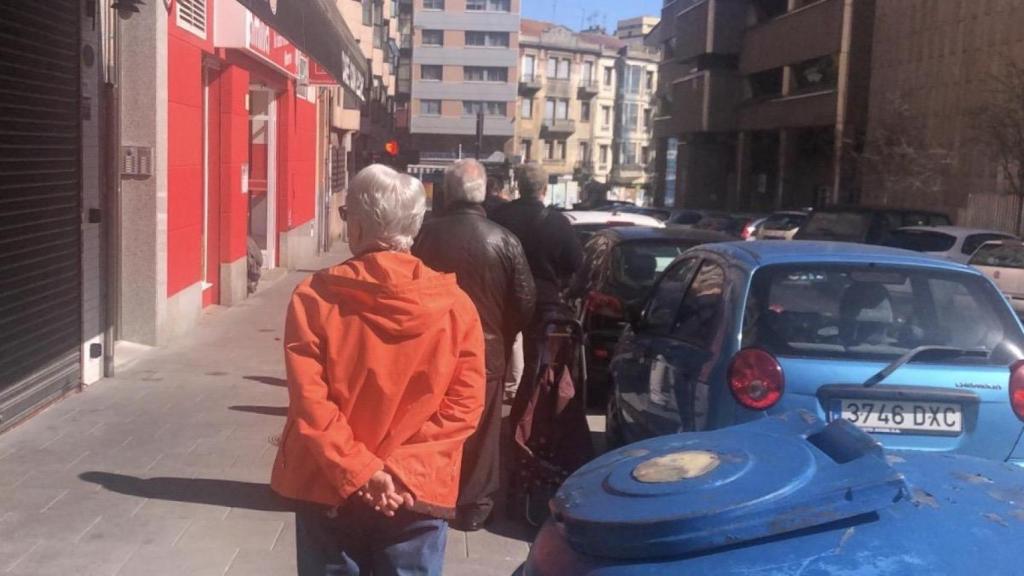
<box><xmin>520</xmin><ymin>411</ymin><xmax>1024</xmax><ymax>575</ymax></box>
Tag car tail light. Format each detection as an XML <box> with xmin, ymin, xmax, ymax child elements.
<box><xmin>1010</xmin><ymin>360</ymin><xmax>1024</xmax><ymax>421</ymax></box>
<box><xmin>586</xmin><ymin>292</ymin><xmax>624</xmax><ymax>320</ymax></box>
<box><xmin>728</xmin><ymin>348</ymin><xmax>784</xmax><ymax>410</ymax></box>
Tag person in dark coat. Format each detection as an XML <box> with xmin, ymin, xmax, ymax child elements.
<box><xmin>491</xmin><ymin>163</ymin><xmax>584</xmax><ymax>424</ymax></box>
<box><xmin>413</xmin><ymin>159</ymin><xmax>537</xmax><ymax>531</ymax></box>
<box><xmin>482</xmin><ymin>176</ymin><xmax>508</xmax><ymax>215</ymax></box>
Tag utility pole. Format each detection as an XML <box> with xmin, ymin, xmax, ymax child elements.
<box><xmin>475</xmin><ymin>111</ymin><xmax>484</xmax><ymax>160</ymax></box>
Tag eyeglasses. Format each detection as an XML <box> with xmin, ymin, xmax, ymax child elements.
<box><xmin>338</xmin><ymin>205</ymin><xmax>348</xmax><ymax>221</ymax></box>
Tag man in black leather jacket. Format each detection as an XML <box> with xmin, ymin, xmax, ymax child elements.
<box><xmin>491</xmin><ymin>163</ymin><xmax>584</xmax><ymax>423</ymax></box>
<box><xmin>413</xmin><ymin>159</ymin><xmax>536</xmax><ymax>530</ymax></box>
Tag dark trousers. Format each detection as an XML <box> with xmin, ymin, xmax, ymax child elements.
<box><xmin>295</xmin><ymin>500</ymin><xmax>447</xmax><ymax>576</ymax></box>
<box><xmin>455</xmin><ymin>370</ymin><xmax>503</xmax><ymax>521</ymax></box>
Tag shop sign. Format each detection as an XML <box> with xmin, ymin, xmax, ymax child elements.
<box><xmin>246</xmin><ymin>12</ymin><xmax>298</xmax><ymax>77</ymax></box>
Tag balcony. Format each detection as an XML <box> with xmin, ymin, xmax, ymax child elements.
<box><xmin>737</xmin><ymin>89</ymin><xmax>838</xmax><ymax>131</ymax></box>
<box><xmin>666</xmin><ymin>71</ymin><xmax>743</xmax><ymax>135</ymax></box>
<box><xmin>612</xmin><ymin>163</ymin><xmax>645</xmax><ymax>182</ymax></box>
<box><xmin>673</xmin><ymin>0</ymin><xmax>746</xmax><ymax>65</ymax></box>
<box><xmin>740</xmin><ymin>0</ymin><xmax>843</xmax><ymax>75</ymax></box>
<box><xmin>577</xmin><ymin>79</ymin><xmax>599</xmax><ymax>98</ymax></box>
<box><xmin>541</xmin><ymin>118</ymin><xmax>576</xmax><ymax>136</ymax></box>
<box><xmin>519</xmin><ymin>72</ymin><xmax>542</xmax><ymax>94</ymax></box>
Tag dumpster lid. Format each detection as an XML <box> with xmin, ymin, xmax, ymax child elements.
<box><xmin>551</xmin><ymin>412</ymin><xmax>909</xmax><ymax>560</ymax></box>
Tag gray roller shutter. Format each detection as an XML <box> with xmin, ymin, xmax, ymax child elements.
<box><xmin>0</xmin><ymin>0</ymin><xmax>82</xmax><ymax>431</ymax></box>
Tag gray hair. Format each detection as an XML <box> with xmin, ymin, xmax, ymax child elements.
<box><xmin>516</xmin><ymin>163</ymin><xmax>548</xmax><ymax>199</ymax></box>
<box><xmin>444</xmin><ymin>159</ymin><xmax>486</xmax><ymax>206</ymax></box>
<box><xmin>345</xmin><ymin>164</ymin><xmax>426</xmax><ymax>255</ymax></box>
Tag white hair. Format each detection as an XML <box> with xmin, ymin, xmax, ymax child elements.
<box><xmin>345</xmin><ymin>164</ymin><xmax>426</xmax><ymax>255</ymax></box>
<box><xmin>444</xmin><ymin>159</ymin><xmax>487</xmax><ymax>206</ymax></box>
<box><xmin>516</xmin><ymin>162</ymin><xmax>548</xmax><ymax>199</ymax></box>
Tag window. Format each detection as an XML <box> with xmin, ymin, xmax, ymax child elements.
<box><xmin>176</xmin><ymin>0</ymin><xmax>207</xmax><ymax>38</ymax></box>
<box><xmin>620</xmin><ymin>141</ymin><xmax>638</xmax><ymax>165</ymax></box>
<box><xmin>643</xmin><ymin>108</ymin><xmax>651</xmax><ymax>129</ymax></box>
<box><xmin>601</xmin><ymin>105</ymin><xmax>611</xmax><ymax>128</ymax></box>
<box><xmin>600</xmin><ymin>145</ymin><xmax>609</xmax><ymax>165</ymax></box>
<box><xmin>420</xmin><ymin>65</ymin><xmax>442</xmax><ymax>81</ymax></box>
<box><xmin>582</xmin><ymin>61</ymin><xmax>594</xmax><ymax>84</ymax></box>
<box><xmin>742</xmin><ymin>264</ymin><xmax>1023</xmax><ymax>365</ymax></box>
<box><xmin>422</xmin><ymin>29</ymin><xmax>444</xmax><ymax>46</ymax></box>
<box><xmin>623</xmin><ymin>65</ymin><xmax>642</xmax><ymax>95</ymax></box>
<box><xmin>557</xmin><ymin>59</ymin><xmax>570</xmax><ymax>80</ymax></box>
<box><xmin>673</xmin><ymin>262</ymin><xmax>725</xmax><ymax>347</ymax></box>
<box><xmin>362</xmin><ymin>0</ymin><xmax>373</xmax><ymax>26</ymax></box>
<box><xmin>580</xmin><ymin>101</ymin><xmax>591</xmax><ymax>122</ymax></box>
<box><xmin>421</xmin><ymin>99</ymin><xmax>441</xmax><ymax>115</ymax></box>
<box><xmin>521</xmin><ymin>139</ymin><xmax>532</xmax><ymax>161</ymax></box>
<box><xmin>971</xmin><ymin>243</ymin><xmax>1024</xmax><ymax>268</ymax></box>
<box><xmin>644</xmin><ymin>258</ymin><xmax>700</xmax><ymax>334</ymax></box>
<box><xmin>645</xmin><ymin>70</ymin><xmax>654</xmax><ymax>91</ymax></box>
<box><xmin>579</xmin><ymin>142</ymin><xmax>590</xmax><ymax>162</ymax></box>
<box><xmin>641</xmin><ymin>146</ymin><xmax>650</xmax><ymax>164</ymax></box>
<box><xmin>546</xmin><ymin>139</ymin><xmax>567</xmax><ymax>160</ymax></box>
<box><xmin>521</xmin><ymin>98</ymin><xmax>533</xmax><ymax>119</ymax></box>
<box><xmin>622</xmin><ymin>103</ymin><xmax>639</xmax><ymax>130</ymax></box>
<box><xmin>423</xmin><ymin>0</ymin><xmax>444</xmax><ymax>8</ymax></box>
<box><xmin>466</xmin><ymin>0</ymin><xmax>510</xmax><ymax>10</ymax></box>
<box><xmin>792</xmin><ymin>56</ymin><xmax>838</xmax><ymax>93</ymax></box>
<box><xmin>545</xmin><ymin>98</ymin><xmax>569</xmax><ymax>119</ymax></box>
<box><xmin>604</xmin><ymin>66</ymin><xmax>614</xmax><ymax>86</ymax></box>
<box><xmin>883</xmin><ymin>230</ymin><xmax>958</xmax><ymax>253</ymax></box>
<box><xmin>463</xmin><ymin>101</ymin><xmax>507</xmax><ymax>116</ymax></box>
<box><xmin>547</xmin><ymin>57</ymin><xmax>558</xmax><ymax>78</ymax></box>
<box><xmin>963</xmin><ymin>234</ymin><xmax>1014</xmax><ymax>256</ymax></box>
<box><xmin>464</xmin><ymin>66</ymin><xmax>508</xmax><ymax>82</ymax></box>
<box><xmin>522</xmin><ymin>55</ymin><xmax>536</xmax><ymax>81</ymax></box>
<box><xmin>466</xmin><ymin>31</ymin><xmax>510</xmax><ymax>47</ymax></box>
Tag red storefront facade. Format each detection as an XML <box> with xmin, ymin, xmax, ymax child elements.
<box><xmin>166</xmin><ymin>0</ymin><xmax>323</xmax><ymax>312</ymax></box>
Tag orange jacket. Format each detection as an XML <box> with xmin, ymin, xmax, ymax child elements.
<box><xmin>270</xmin><ymin>251</ymin><xmax>485</xmax><ymax>518</ymax></box>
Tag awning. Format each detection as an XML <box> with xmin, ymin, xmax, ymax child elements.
<box><xmin>234</xmin><ymin>0</ymin><xmax>368</xmax><ymax>99</ymax></box>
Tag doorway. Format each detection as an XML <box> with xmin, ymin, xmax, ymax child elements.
<box><xmin>248</xmin><ymin>86</ymin><xmax>277</xmax><ymax>269</ymax></box>
<box><xmin>201</xmin><ymin>65</ymin><xmax>222</xmax><ymax>307</ymax></box>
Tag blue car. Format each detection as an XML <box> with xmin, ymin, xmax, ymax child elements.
<box><xmin>607</xmin><ymin>241</ymin><xmax>1024</xmax><ymax>465</ymax></box>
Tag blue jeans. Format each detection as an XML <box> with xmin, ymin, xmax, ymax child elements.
<box><xmin>295</xmin><ymin>500</ymin><xmax>448</xmax><ymax>576</ymax></box>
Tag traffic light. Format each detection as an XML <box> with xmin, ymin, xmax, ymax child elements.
<box><xmin>384</xmin><ymin>139</ymin><xmax>400</xmax><ymax>157</ymax></box>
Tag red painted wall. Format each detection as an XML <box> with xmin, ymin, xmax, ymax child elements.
<box><xmin>276</xmin><ymin>82</ymin><xmax>318</xmax><ymax>237</ymax></box>
<box><xmin>217</xmin><ymin>63</ymin><xmax>251</xmax><ymax>265</ymax></box>
<box><xmin>166</xmin><ymin>3</ymin><xmax>211</xmax><ymax>298</ymax></box>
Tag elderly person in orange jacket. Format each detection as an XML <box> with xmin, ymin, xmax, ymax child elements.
<box><xmin>270</xmin><ymin>164</ymin><xmax>486</xmax><ymax>576</ymax></box>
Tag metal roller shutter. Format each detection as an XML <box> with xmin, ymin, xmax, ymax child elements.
<box><xmin>0</xmin><ymin>0</ymin><xmax>82</xmax><ymax>431</ymax></box>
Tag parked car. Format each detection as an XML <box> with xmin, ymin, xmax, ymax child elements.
<box><xmin>563</xmin><ymin>210</ymin><xmax>665</xmax><ymax>243</ymax></box>
<box><xmin>520</xmin><ymin>413</ymin><xmax>1024</xmax><ymax>576</ymax></box>
<box><xmin>693</xmin><ymin>212</ymin><xmax>766</xmax><ymax>239</ymax></box>
<box><xmin>882</xmin><ymin>226</ymin><xmax>1015</xmax><ymax>263</ymax></box>
<box><xmin>572</xmin><ymin>227</ymin><xmax>733</xmax><ymax>404</ymax></box>
<box><xmin>755</xmin><ymin>210</ymin><xmax>812</xmax><ymax>240</ymax></box>
<box><xmin>794</xmin><ymin>205</ymin><xmax>952</xmax><ymax>244</ymax></box>
<box><xmin>607</xmin><ymin>241</ymin><xmax>1024</xmax><ymax>467</ymax></box>
<box><xmin>613</xmin><ymin>206</ymin><xmax>720</xmax><ymax>228</ymax></box>
<box><xmin>970</xmin><ymin>239</ymin><xmax>1024</xmax><ymax>314</ymax></box>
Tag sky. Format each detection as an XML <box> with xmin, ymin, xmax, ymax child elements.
<box><xmin>520</xmin><ymin>0</ymin><xmax>662</xmax><ymax>32</ymax></box>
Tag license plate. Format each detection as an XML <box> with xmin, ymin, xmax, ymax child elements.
<box><xmin>836</xmin><ymin>400</ymin><xmax>963</xmax><ymax>435</ymax></box>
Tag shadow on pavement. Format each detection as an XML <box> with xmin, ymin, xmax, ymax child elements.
<box><xmin>244</xmin><ymin>375</ymin><xmax>287</xmax><ymax>387</ymax></box>
<box><xmin>78</xmin><ymin>472</ymin><xmax>291</xmax><ymax>512</ymax></box>
<box><xmin>230</xmin><ymin>405</ymin><xmax>288</xmax><ymax>417</ymax></box>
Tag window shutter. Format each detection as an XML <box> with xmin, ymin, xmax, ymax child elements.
<box><xmin>177</xmin><ymin>0</ymin><xmax>207</xmax><ymax>38</ymax></box>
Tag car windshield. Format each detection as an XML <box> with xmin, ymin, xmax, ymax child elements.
<box><xmin>610</xmin><ymin>241</ymin><xmax>693</xmax><ymax>290</ymax></box>
<box><xmin>883</xmin><ymin>230</ymin><xmax>957</xmax><ymax>253</ymax></box>
<box><xmin>970</xmin><ymin>243</ymin><xmax>1024</xmax><ymax>269</ymax></box>
<box><xmin>763</xmin><ymin>213</ymin><xmax>808</xmax><ymax>231</ymax></box>
<box><xmin>798</xmin><ymin>211</ymin><xmax>871</xmax><ymax>241</ymax></box>
<box><xmin>742</xmin><ymin>264</ymin><xmax>1023</xmax><ymax>364</ymax></box>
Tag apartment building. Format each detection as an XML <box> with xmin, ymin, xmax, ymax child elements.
<box><xmin>408</xmin><ymin>0</ymin><xmax>521</xmax><ymax>164</ymax></box>
<box><xmin>650</xmin><ymin>0</ymin><xmax>876</xmax><ymax>211</ymax></box>
<box><xmin>616</xmin><ymin>16</ymin><xmax>661</xmax><ymax>46</ymax></box>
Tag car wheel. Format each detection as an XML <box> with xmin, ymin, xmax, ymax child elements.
<box><xmin>605</xmin><ymin>387</ymin><xmax>625</xmax><ymax>450</ymax></box>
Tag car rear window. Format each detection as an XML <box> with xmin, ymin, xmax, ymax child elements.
<box><xmin>742</xmin><ymin>264</ymin><xmax>1023</xmax><ymax>364</ymax></box>
<box><xmin>963</xmin><ymin>233</ymin><xmax>1014</xmax><ymax>256</ymax></box>
<box><xmin>797</xmin><ymin>211</ymin><xmax>871</xmax><ymax>241</ymax></box>
<box><xmin>763</xmin><ymin>213</ymin><xmax>808</xmax><ymax>232</ymax></box>
<box><xmin>970</xmin><ymin>243</ymin><xmax>1024</xmax><ymax>269</ymax></box>
<box><xmin>610</xmin><ymin>241</ymin><xmax>694</xmax><ymax>289</ymax></box>
<box><xmin>672</xmin><ymin>211</ymin><xmax>704</xmax><ymax>226</ymax></box>
<box><xmin>883</xmin><ymin>230</ymin><xmax>957</xmax><ymax>253</ymax></box>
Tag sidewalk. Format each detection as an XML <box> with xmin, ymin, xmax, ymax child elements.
<box><xmin>0</xmin><ymin>245</ymin><xmax>530</xmax><ymax>576</ymax></box>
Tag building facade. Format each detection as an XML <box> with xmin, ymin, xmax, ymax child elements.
<box><xmin>407</xmin><ymin>0</ymin><xmax>521</xmax><ymax>169</ymax></box>
<box><xmin>516</xmin><ymin>20</ymin><xmax>659</xmax><ymax>206</ymax></box>
<box><xmin>863</xmin><ymin>0</ymin><xmax>1024</xmax><ymax>231</ymax></box>
<box><xmin>651</xmin><ymin>0</ymin><xmax>876</xmax><ymax>211</ymax></box>
<box><xmin>615</xmin><ymin>16</ymin><xmax>661</xmax><ymax>46</ymax></box>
